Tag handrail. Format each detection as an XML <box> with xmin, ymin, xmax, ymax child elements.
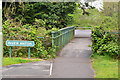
<box><xmin>75</xmin><ymin>27</ymin><xmax>92</xmax><ymax>29</ymax></box>
<box><xmin>51</xmin><ymin>27</ymin><xmax>75</xmax><ymax>51</ymax></box>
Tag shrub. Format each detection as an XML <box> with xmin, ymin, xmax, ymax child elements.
<box><xmin>92</xmin><ymin>26</ymin><xmax>119</xmax><ymax>59</ymax></box>
<box><xmin>3</xmin><ymin>20</ymin><xmax>56</xmax><ymax>59</ymax></box>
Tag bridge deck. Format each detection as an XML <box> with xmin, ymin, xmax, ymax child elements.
<box><xmin>51</xmin><ymin>30</ymin><xmax>94</xmax><ymax>78</ymax></box>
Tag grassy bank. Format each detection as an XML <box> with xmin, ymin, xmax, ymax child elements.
<box><xmin>3</xmin><ymin>57</ymin><xmax>42</xmax><ymax>66</ymax></box>
<box><xmin>91</xmin><ymin>55</ymin><xmax>118</xmax><ymax>78</ymax></box>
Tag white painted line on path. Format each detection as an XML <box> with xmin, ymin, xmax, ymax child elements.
<box><xmin>49</xmin><ymin>62</ymin><xmax>53</xmax><ymax>76</ymax></box>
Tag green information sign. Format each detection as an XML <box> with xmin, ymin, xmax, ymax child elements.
<box><xmin>6</xmin><ymin>40</ymin><xmax>34</xmax><ymax>47</ymax></box>
<box><xmin>6</xmin><ymin>40</ymin><xmax>35</xmax><ymax>59</ymax></box>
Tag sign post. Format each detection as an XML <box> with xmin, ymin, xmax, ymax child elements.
<box><xmin>9</xmin><ymin>46</ymin><xmax>12</xmax><ymax>58</ymax></box>
<box><xmin>6</xmin><ymin>40</ymin><xmax>35</xmax><ymax>59</ymax></box>
<box><xmin>28</xmin><ymin>47</ymin><xmax>31</xmax><ymax>59</ymax></box>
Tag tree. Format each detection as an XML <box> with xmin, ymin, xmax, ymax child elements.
<box><xmin>3</xmin><ymin>0</ymin><xmax>103</xmax><ymax>29</ymax></box>
<box><xmin>3</xmin><ymin>2</ymin><xmax>76</xmax><ymax>29</ymax></box>
<box><xmin>80</xmin><ymin>0</ymin><xmax>103</xmax><ymax>15</ymax></box>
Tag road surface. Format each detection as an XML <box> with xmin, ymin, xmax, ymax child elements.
<box><xmin>51</xmin><ymin>30</ymin><xmax>94</xmax><ymax>78</ymax></box>
<box><xmin>2</xmin><ymin>60</ymin><xmax>52</xmax><ymax>78</ymax></box>
<box><xmin>2</xmin><ymin>30</ymin><xmax>94</xmax><ymax>78</ymax></box>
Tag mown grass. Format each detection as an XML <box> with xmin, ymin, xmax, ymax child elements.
<box><xmin>2</xmin><ymin>57</ymin><xmax>42</xmax><ymax>66</ymax></box>
<box><xmin>91</xmin><ymin>55</ymin><xmax>118</xmax><ymax>78</ymax></box>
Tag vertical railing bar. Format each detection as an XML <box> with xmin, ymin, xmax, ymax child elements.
<box><xmin>58</xmin><ymin>31</ymin><xmax>60</xmax><ymax>50</ymax></box>
<box><xmin>51</xmin><ymin>26</ymin><xmax>75</xmax><ymax>51</ymax></box>
<box><xmin>52</xmin><ymin>32</ymin><xmax>55</xmax><ymax>48</ymax></box>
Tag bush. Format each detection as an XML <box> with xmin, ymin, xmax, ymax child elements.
<box><xmin>91</xmin><ymin>14</ymin><xmax>119</xmax><ymax>58</ymax></box>
<box><xmin>92</xmin><ymin>26</ymin><xmax>119</xmax><ymax>59</ymax></box>
<box><xmin>3</xmin><ymin>20</ymin><xmax>56</xmax><ymax>59</ymax></box>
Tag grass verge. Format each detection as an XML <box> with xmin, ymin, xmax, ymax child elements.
<box><xmin>91</xmin><ymin>55</ymin><xmax>118</xmax><ymax>78</ymax></box>
<box><xmin>3</xmin><ymin>57</ymin><xmax>42</xmax><ymax>66</ymax></box>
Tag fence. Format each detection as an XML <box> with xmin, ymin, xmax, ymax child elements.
<box><xmin>75</xmin><ymin>27</ymin><xmax>92</xmax><ymax>30</ymax></box>
<box><xmin>51</xmin><ymin>27</ymin><xmax>75</xmax><ymax>50</ymax></box>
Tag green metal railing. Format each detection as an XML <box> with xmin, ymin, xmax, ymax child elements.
<box><xmin>51</xmin><ymin>27</ymin><xmax>75</xmax><ymax>50</ymax></box>
<box><xmin>75</xmin><ymin>27</ymin><xmax>92</xmax><ymax>30</ymax></box>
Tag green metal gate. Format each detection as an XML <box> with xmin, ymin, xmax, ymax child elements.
<box><xmin>51</xmin><ymin>27</ymin><xmax>75</xmax><ymax>50</ymax></box>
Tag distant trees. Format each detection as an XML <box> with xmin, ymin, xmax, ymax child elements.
<box><xmin>3</xmin><ymin>2</ymin><xmax>76</xmax><ymax>29</ymax></box>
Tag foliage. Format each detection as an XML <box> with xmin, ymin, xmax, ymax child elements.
<box><xmin>2</xmin><ymin>2</ymin><xmax>77</xmax><ymax>59</ymax></box>
<box><xmin>91</xmin><ymin>2</ymin><xmax>119</xmax><ymax>59</ymax></box>
<box><xmin>3</xmin><ymin>20</ymin><xmax>56</xmax><ymax>59</ymax></box>
<box><xmin>70</xmin><ymin>2</ymin><xmax>118</xmax><ymax>28</ymax></box>
<box><xmin>91</xmin><ymin>16</ymin><xmax>119</xmax><ymax>58</ymax></box>
<box><xmin>69</xmin><ymin>6</ymin><xmax>104</xmax><ymax>27</ymax></box>
<box><xmin>3</xmin><ymin>2</ymin><xmax>76</xmax><ymax>29</ymax></box>
<box><xmin>103</xmin><ymin>2</ymin><xmax>118</xmax><ymax>16</ymax></box>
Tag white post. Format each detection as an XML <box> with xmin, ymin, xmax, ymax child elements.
<box><xmin>0</xmin><ymin>0</ymin><xmax>2</xmax><ymax>80</ymax></box>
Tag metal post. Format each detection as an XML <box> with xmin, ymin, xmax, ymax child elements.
<box><xmin>72</xmin><ymin>27</ymin><xmax>75</xmax><ymax>39</ymax></box>
<box><xmin>64</xmin><ymin>31</ymin><xmax>66</xmax><ymax>45</ymax></box>
<box><xmin>9</xmin><ymin>46</ymin><xmax>12</xmax><ymax>58</ymax></box>
<box><xmin>61</xmin><ymin>31</ymin><xmax>63</xmax><ymax>48</ymax></box>
<box><xmin>69</xmin><ymin>29</ymin><xmax>71</xmax><ymax>41</ymax></box>
<box><xmin>58</xmin><ymin>32</ymin><xmax>60</xmax><ymax>49</ymax></box>
<box><xmin>28</xmin><ymin>47</ymin><xmax>31</xmax><ymax>59</ymax></box>
<box><xmin>66</xmin><ymin>30</ymin><xmax>68</xmax><ymax>43</ymax></box>
<box><xmin>64</xmin><ymin>30</ymin><xmax>67</xmax><ymax>45</ymax></box>
<box><xmin>62</xmin><ymin>31</ymin><xmax>64</xmax><ymax>47</ymax></box>
<box><xmin>52</xmin><ymin>32</ymin><xmax>55</xmax><ymax>48</ymax></box>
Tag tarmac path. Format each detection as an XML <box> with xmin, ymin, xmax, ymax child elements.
<box><xmin>2</xmin><ymin>60</ymin><xmax>52</xmax><ymax>78</ymax></box>
<box><xmin>51</xmin><ymin>30</ymin><xmax>94</xmax><ymax>78</ymax></box>
<box><xmin>2</xmin><ymin>30</ymin><xmax>94</xmax><ymax>78</ymax></box>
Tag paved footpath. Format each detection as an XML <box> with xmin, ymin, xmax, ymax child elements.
<box><xmin>2</xmin><ymin>60</ymin><xmax>52</xmax><ymax>78</ymax></box>
<box><xmin>51</xmin><ymin>30</ymin><xmax>94</xmax><ymax>78</ymax></box>
<box><xmin>2</xmin><ymin>30</ymin><xmax>94</xmax><ymax>78</ymax></box>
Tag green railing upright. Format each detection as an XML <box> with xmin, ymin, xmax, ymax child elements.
<box><xmin>51</xmin><ymin>27</ymin><xmax>75</xmax><ymax>50</ymax></box>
